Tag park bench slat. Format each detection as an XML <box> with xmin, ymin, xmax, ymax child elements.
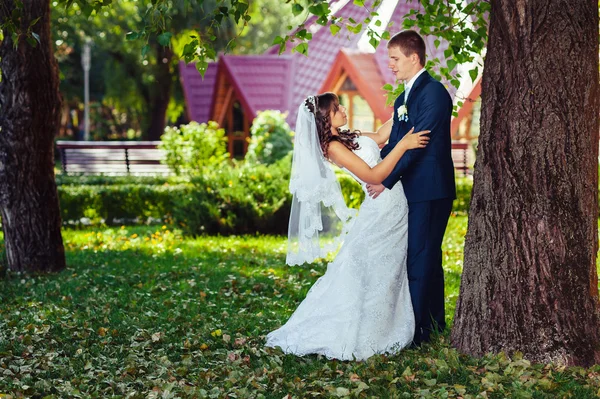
<box><xmin>56</xmin><ymin>140</ymin><xmax>171</xmax><ymax>176</ymax></box>
<box><xmin>451</xmin><ymin>141</ymin><xmax>471</xmax><ymax>177</ymax></box>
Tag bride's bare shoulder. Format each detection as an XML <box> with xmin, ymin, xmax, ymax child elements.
<box><xmin>327</xmin><ymin>141</ymin><xmax>358</xmax><ymax>169</ymax></box>
<box><xmin>327</xmin><ymin>140</ymin><xmax>350</xmax><ymax>154</ymax></box>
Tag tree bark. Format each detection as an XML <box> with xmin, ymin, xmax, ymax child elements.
<box><xmin>146</xmin><ymin>44</ymin><xmax>173</xmax><ymax>140</ymax></box>
<box><xmin>0</xmin><ymin>0</ymin><xmax>66</xmax><ymax>273</ymax></box>
<box><xmin>451</xmin><ymin>0</ymin><xmax>600</xmax><ymax>366</ymax></box>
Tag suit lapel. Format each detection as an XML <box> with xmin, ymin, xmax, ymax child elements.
<box><xmin>406</xmin><ymin>71</ymin><xmax>431</xmax><ymax>105</ymax></box>
<box><xmin>387</xmin><ymin>94</ymin><xmax>403</xmax><ymax>144</ymax></box>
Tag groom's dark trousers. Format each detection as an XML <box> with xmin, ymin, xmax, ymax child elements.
<box><xmin>381</xmin><ymin>71</ymin><xmax>456</xmax><ymax>345</ymax></box>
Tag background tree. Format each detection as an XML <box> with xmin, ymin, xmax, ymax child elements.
<box><xmin>0</xmin><ymin>0</ymin><xmax>66</xmax><ymax>273</ymax></box>
<box><xmin>52</xmin><ymin>0</ymin><xmax>236</xmax><ymax>140</ymax></box>
<box><xmin>450</xmin><ymin>0</ymin><xmax>600</xmax><ymax>366</ymax></box>
<box><xmin>51</xmin><ymin>0</ymin><xmax>304</xmax><ymax>140</ymax></box>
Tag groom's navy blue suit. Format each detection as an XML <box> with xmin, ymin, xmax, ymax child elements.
<box><xmin>380</xmin><ymin>71</ymin><xmax>456</xmax><ymax>345</ymax></box>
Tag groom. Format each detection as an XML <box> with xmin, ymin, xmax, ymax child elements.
<box><xmin>367</xmin><ymin>30</ymin><xmax>456</xmax><ymax>345</ymax></box>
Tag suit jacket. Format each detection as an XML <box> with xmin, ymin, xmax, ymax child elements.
<box><xmin>381</xmin><ymin>71</ymin><xmax>456</xmax><ymax>203</ymax></box>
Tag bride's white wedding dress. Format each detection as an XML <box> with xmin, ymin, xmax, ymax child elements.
<box><xmin>266</xmin><ymin>136</ymin><xmax>415</xmax><ymax>360</ymax></box>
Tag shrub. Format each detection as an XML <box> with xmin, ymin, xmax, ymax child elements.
<box><xmin>170</xmin><ymin>155</ymin><xmax>293</xmax><ymax>235</ymax></box>
<box><xmin>58</xmin><ymin>183</ymin><xmax>190</xmax><ymax>224</ymax></box>
<box><xmin>159</xmin><ymin>121</ymin><xmax>229</xmax><ymax>175</ymax></box>
<box><xmin>245</xmin><ymin>110</ymin><xmax>293</xmax><ymax>165</ymax></box>
<box><xmin>57</xmin><ymin>170</ymin><xmax>473</xmax><ymax>232</ymax></box>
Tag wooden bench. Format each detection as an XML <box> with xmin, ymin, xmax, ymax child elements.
<box><xmin>451</xmin><ymin>141</ymin><xmax>472</xmax><ymax>177</ymax></box>
<box><xmin>55</xmin><ymin>141</ymin><xmax>171</xmax><ymax>175</ymax></box>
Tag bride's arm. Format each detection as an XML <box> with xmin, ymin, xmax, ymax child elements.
<box><xmin>358</xmin><ymin>118</ymin><xmax>393</xmax><ymax>145</ymax></box>
<box><xmin>328</xmin><ymin>128</ymin><xmax>429</xmax><ymax>184</ymax></box>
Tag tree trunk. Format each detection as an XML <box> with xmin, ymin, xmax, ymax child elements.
<box><xmin>451</xmin><ymin>0</ymin><xmax>600</xmax><ymax>366</ymax></box>
<box><xmin>0</xmin><ymin>0</ymin><xmax>66</xmax><ymax>273</ymax></box>
<box><xmin>146</xmin><ymin>44</ymin><xmax>173</xmax><ymax>140</ymax></box>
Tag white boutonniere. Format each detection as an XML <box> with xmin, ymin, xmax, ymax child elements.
<box><xmin>397</xmin><ymin>104</ymin><xmax>408</xmax><ymax>122</ymax></box>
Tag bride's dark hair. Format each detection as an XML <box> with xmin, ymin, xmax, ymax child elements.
<box><xmin>304</xmin><ymin>92</ymin><xmax>359</xmax><ymax>158</ymax></box>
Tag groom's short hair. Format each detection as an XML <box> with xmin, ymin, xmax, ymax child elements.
<box><xmin>388</xmin><ymin>30</ymin><xmax>426</xmax><ymax>67</ymax></box>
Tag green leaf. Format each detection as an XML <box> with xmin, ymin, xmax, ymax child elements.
<box><xmin>196</xmin><ymin>59</ymin><xmax>209</xmax><ymax>78</ymax></box>
<box><xmin>469</xmin><ymin>67</ymin><xmax>479</xmax><ymax>82</ymax></box>
<box><xmin>369</xmin><ymin>37</ymin><xmax>379</xmax><ymax>50</ymax></box>
<box><xmin>82</xmin><ymin>3</ymin><xmax>94</xmax><ymax>18</ymax></box>
<box><xmin>141</xmin><ymin>44</ymin><xmax>150</xmax><ymax>58</ymax></box>
<box><xmin>292</xmin><ymin>3</ymin><xmax>304</xmax><ymax>16</ymax></box>
<box><xmin>296</xmin><ymin>29</ymin><xmax>309</xmax><ymax>40</ymax></box>
<box><xmin>402</xmin><ymin>18</ymin><xmax>416</xmax><ymax>29</ymax></box>
<box><xmin>308</xmin><ymin>3</ymin><xmax>329</xmax><ymax>17</ymax></box>
<box><xmin>182</xmin><ymin>39</ymin><xmax>199</xmax><ymax>63</ymax></box>
<box><xmin>347</xmin><ymin>23</ymin><xmax>363</xmax><ymax>34</ymax></box>
<box><xmin>447</xmin><ymin>59</ymin><xmax>457</xmax><ymax>71</ymax></box>
<box><xmin>292</xmin><ymin>42</ymin><xmax>308</xmax><ymax>56</ymax></box>
<box><xmin>28</xmin><ymin>17</ymin><xmax>40</xmax><ymax>28</ymax></box>
<box><xmin>353</xmin><ymin>0</ymin><xmax>365</xmax><ymax>6</ymax></box>
<box><xmin>330</xmin><ymin>24</ymin><xmax>341</xmax><ymax>36</ymax></box>
<box><xmin>158</xmin><ymin>32</ymin><xmax>172</xmax><ymax>46</ymax></box>
<box><xmin>126</xmin><ymin>31</ymin><xmax>139</xmax><ymax>41</ymax></box>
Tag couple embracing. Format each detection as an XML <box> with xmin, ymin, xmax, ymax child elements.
<box><xmin>266</xmin><ymin>30</ymin><xmax>456</xmax><ymax>360</ymax></box>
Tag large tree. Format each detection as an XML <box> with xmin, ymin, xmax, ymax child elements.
<box><xmin>451</xmin><ymin>0</ymin><xmax>600</xmax><ymax>366</ymax></box>
<box><xmin>0</xmin><ymin>0</ymin><xmax>65</xmax><ymax>273</ymax></box>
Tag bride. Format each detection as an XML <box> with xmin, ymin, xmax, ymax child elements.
<box><xmin>265</xmin><ymin>93</ymin><xmax>429</xmax><ymax>361</ymax></box>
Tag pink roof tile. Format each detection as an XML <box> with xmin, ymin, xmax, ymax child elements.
<box><xmin>178</xmin><ymin>61</ymin><xmax>217</xmax><ymax>123</ymax></box>
<box><xmin>217</xmin><ymin>55</ymin><xmax>294</xmax><ymax>119</ymax></box>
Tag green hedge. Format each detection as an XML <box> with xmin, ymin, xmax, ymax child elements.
<box><xmin>58</xmin><ymin>171</ymin><xmax>472</xmax><ymax>233</ymax></box>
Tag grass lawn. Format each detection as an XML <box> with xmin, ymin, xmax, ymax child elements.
<box><xmin>1</xmin><ymin>216</ymin><xmax>600</xmax><ymax>398</ymax></box>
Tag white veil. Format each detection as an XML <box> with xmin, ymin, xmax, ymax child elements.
<box><xmin>286</xmin><ymin>96</ymin><xmax>357</xmax><ymax>266</ymax></box>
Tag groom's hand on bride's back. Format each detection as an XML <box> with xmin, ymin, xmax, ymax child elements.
<box><xmin>367</xmin><ymin>183</ymin><xmax>386</xmax><ymax>199</ymax></box>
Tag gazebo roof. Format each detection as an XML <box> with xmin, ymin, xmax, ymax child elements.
<box><xmin>320</xmin><ymin>49</ymin><xmax>391</xmax><ymax>122</ymax></box>
<box><xmin>210</xmin><ymin>55</ymin><xmax>294</xmax><ymax>123</ymax></box>
<box><xmin>179</xmin><ymin>62</ymin><xmax>218</xmax><ymax>123</ymax></box>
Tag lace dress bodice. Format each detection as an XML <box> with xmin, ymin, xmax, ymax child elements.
<box><xmin>342</xmin><ymin>136</ymin><xmax>382</xmax><ymax>187</ymax></box>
